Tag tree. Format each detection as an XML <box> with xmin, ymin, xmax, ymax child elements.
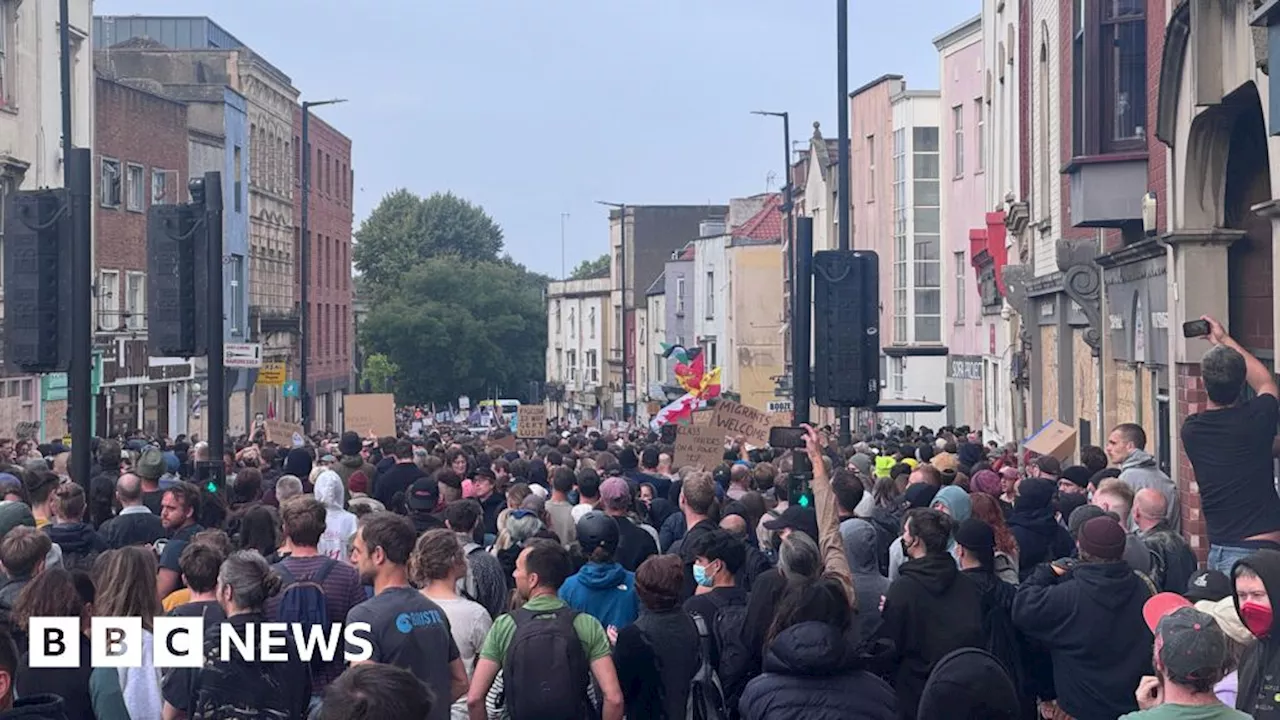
<box><xmin>353</xmin><ymin>190</ymin><xmax>505</xmax><ymax>300</ymax></box>
<box><xmin>570</xmin><ymin>254</ymin><xmax>610</xmax><ymax>280</ymax></box>
<box><xmin>361</xmin><ymin>353</ymin><xmax>399</xmax><ymax>394</ymax></box>
<box><xmin>359</xmin><ymin>255</ymin><xmax>547</xmax><ymax>406</ymax></box>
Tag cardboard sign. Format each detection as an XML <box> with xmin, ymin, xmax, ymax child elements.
<box><xmin>674</xmin><ymin>424</ymin><xmax>725</xmax><ymax>470</ymax></box>
<box><xmin>1024</xmin><ymin>419</ymin><xmax>1077</xmax><ymax>461</ymax></box>
<box><xmin>264</xmin><ymin>419</ymin><xmax>305</xmax><ymax>447</ymax></box>
<box><xmin>710</xmin><ymin>400</ymin><xmax>771</xmax><ymax>446</ymax></box>
<box><xmin>493</xmin><ymin>434</ymin><xmax>517</xmax><ymax>452</ymax></box>
<box><xmin>344</xmin><ymin>394</ymin><xmax>396</xmax><ymax>438</ymax></box>
<box><xmin>0</xmin><ymin>397</ymin><xmax>21</xmax><ymax>439</ymax></box>
<box><xmin>691</xmin><ymin>411</ymin><xmax>713</xmax><ymax>427</ymax></box>
<box><xmin>516</xmin><ymin>406</ymin><xmax>547</xmax><ymax>439</ymax></box>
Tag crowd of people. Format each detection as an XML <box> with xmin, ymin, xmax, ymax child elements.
<box><xmin>0</xmin><ymin>315</ymin><xmax>1273</xmax><ymax>719</ymax></box>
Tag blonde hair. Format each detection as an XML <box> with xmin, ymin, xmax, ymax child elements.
<box><xmin>93</xmin><ymin>547</ymin><xmax>161</xmax><ymax>630</ymax></box>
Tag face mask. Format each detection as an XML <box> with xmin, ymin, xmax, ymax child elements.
<box><xmin>1241</xmin><ymin>601</ymin><xmax>1273</xmax><ymax>638</ymax></box>
<box><xmin>693</xmin><ymin>563</ymin><xmax>715</xmax><ymax>588</ymax></box>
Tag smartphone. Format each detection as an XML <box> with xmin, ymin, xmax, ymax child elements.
<box><xmin>1182</xmin><ymin>319</ymin><xmax>1210</xmax><ymax>338</ymax></box>
<box><xmin>769</xmin><ymin>426</ymin><xmax>807</xmax><ymax>449</ymax></box>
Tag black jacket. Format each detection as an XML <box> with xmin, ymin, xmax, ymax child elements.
<box><xmin>960</xmin><ymin>567</ymin><xmax>1032</xmax><ymax>716</ymax></box>
<box><xmin>1140</xmin><ymin>521</ymin><xmax>1198</xmax><ymax>594</ymax></box>
<box><xmin>1005</xmin><ymin>480</ymin><xmax>1074</xmax><ymax>580</ymax></box>
<box><xmin>916</xmin><ymin>648</ymin><xmax>1021</xmax><ymax>720</ymax></box>
<box><xmin>677</xmin><ymin>519</ymin><xmax>717</xmax><ymax>600</ymax></box>
<box><xmin>614</xmin><ymin>515</ymin><xmax>658</xmax><ymax>572</ymax></box>
<box><xmin>875</xmin><ymin>552</ymin><xmax>984</xmax><ymax>719</ymax></box>
<box><xmin>372</xmin><ymin>462</ymin><xmax>425</xmax><ymax>510</ymax></box>
<box><xmin>614</xmin><ymin>608</ymin><xmax>700</xmax><ymax>720</ymax></box>
<box><xmin>1011</xmin><ymin>561</ymin><xmax>1152</xmax><ymax>720</ymax></box>
<box><xmin>0</xmin><ymin>695</ymin><xmax>69</xmax><ymax>720</ymax></box>
<box><xmin>739</xmin><ymin>622</ymin><xmax>896</xmax><ymax>720</ymax></box>
<box><xmin>1236</xmin><ymin>549</ymin><xmax>1280</xmax><ymax>718</ymax></box>
<box><xmin>99</xmin><ymin>508</ymin><xmax>165</xmax><ymax>549</ymax></box>
<box><xmin>44</xmin><ymin>522</ymin><xmax>107</xmax><ymax>571</ymax></box>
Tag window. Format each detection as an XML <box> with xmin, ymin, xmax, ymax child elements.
<box><xmin>913</xmin><ymin>127</ymin><xmax>942</xmax><ymax>343</ymax></box>
<box><xmin>706</xmin><ymin>271</ymin><xmax>715</xmax><ymax>318</ymax></box>
<box><xmin>892</xmin><ymin>128</ymin><xmax>908</xmax><ymax>343</ymax></box>
<box><xmin>675</xmin><ymin>277</ymin><xmax>686</xmax><ymax>315</ymax></box>
<box><xmin>567</xmin><ymin>350</ymin><xmax>578</xmax><ymax>383</ymax></box>
<box><xmin>125</xmin><ymin>164</ymin><xmax>145</xmax><ymax>211</ymax></box>
<box><xmin>0</xmin><ymin>176</ymin><xmax>10</xmax><ymax>292</ymax></box>
<box><xmin>100</xmin><ymin>158</ymin><xmax>121</xmax><ymax>208</ymax></box>
<box><xmin>975</xmin><ymin>100</ymin><xmax>985</xmax><ymax>173</ymax></box>
<box><xmin>568</xmin><ymin>307</ymin><xmax>576</xmax><ymax>339</ymax></box>
<box><xmin>152</xmin><ymin>169</ymin><xmax>171</xmax><ymax>204</ymax></box>
<box><xmin>98</xmin><ymin>270</ymin><xmax>119</xmax><ymax>330</ymax></box>
<box><xmin>891</xmin><ymin>357</ymin><xmax>905</xmax><ymax>396</ymax></box>
<box><xmin>229</xmin><ymin>255</ymin><xmax>244</xmax><ymax>334</ymax></box>
<box><xmin>555</xmin><ymin>349</ymin><xmax>563</xmax><ymax>379</ymax></box>
<box><xmin>233</xmin><ymin>146</ymin><xmax>243</xmax><ymax>212</ymax></box>
<box><xmin>0</xmin><ymin>1</ymin><xmax>14</xmax><ymax>107</ymax></box>
<box><xmin>707</xmin><ymin>341</ymin><xmax>718</xmax><ymax>369</ymax></box>
<box><xmin>1074</xmin><ymin>0</ymin><xmax>1146</xmax><ymax>155</ymax></box>
<box><xmin>554</xmin><ymin>300</ymin><xmax>561</xmax><ymax>335</ymax></box>
<box><xmin>954</xmin><ymin>252</ymin><xmax>966</xmax><ymax>324</ymax></box>
<box><xmin>125</xmin><ymin>272</ymin><xmax>145</xmax><ymax>329</ymax></box>
<box><xmin>867</xmin><ymin>134</ymin><xmax>876</xmax><ymax>201</ymax></box>
<box><xmin>951</xmin><ymin>106</ymin><xmax>964</xmax><ymax>177</ymax></box>
<box><xmin>588</xmin><ymin>306</ymin><xmax>596</xmax><ymax>339</ymax></box>
<box><xmin>586</xmin><ymin>350</ymin><xmax>599</xmax><ymax>384</ymax></box>
<box><xmin>294</xmin><ymin>135</ymin><xmax>300</xmax><ymax>185</ymax></box>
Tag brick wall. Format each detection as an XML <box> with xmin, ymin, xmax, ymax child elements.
<box><xmin>1146</xmin><ymin>0</ymin><xmax>1167</xmax><ymax>236</ymax></box>
<box><xmin>1056</xmin><ymin>0</ymin><xmax>1093</xmax><ymax>243</ymax></box>
<box><xmin>291</xmin><ymin>106</ymin><xmax>355</xmax><ymax>394</ymax></box>
<box><xmin>1176</xmin><ymin>362</ymin><xmax>1208</xmax><ymax>561</ymax></box>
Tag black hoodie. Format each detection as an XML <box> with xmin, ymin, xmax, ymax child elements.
<box><xmin>1235</xmin><ymin>549</ymin><xmax>1280</xmax><ymax>718</ymax></box>
<box><xmin>0</xmin><ymin>695</ymin><xmax>69</xmax><ymax>720</ymax></box>
<box><xmin>1011</xmin><ymin>561</ymin><xmax>1152</xmax><ymax>719</ymax></box>
<box><xmin>916</xmin><ymin>647</ymin><xmax>1021</xmax><ymax>719</ymax></box>
<box><xmin>874</xmin><ymin>552</ymin><xmax>984</xmax><ymax>719</ymax></box>
<box><xmin>1005</xmin><ymin>478</ymin><xmax>1074</xmax><ymax>580</ymax></box>
<box><xmin>44</xmin><ymin>522</ymin><xmax>107</xmax><ymax>571</ymax></box>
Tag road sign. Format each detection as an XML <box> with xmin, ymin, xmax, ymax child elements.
<box><xmin>257</xmin><ymin>363</ymin><xmax>286</xmax><ymax>386</ymax></box>
<box><xmin>224</xmin><ymin>343</ymin><xmax>263</xmax><ymax>368</ymax></box>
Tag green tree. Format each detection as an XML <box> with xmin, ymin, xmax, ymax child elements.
<box><xmin>570</xmin><ymin>253</ymin><xmax>610</xmax><ymax>280</ymax></box>
<box><xmin>353</xmin><ymin>190</ymin><xmax>505</xmax><ymax>300</ymax></box>
<box><xmin>361</xmin><ymin>353</ymin><xmax>399</xmax><ymax>394</ymax></box>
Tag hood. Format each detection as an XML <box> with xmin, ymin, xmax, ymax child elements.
<box><xmin>1121</xmin><ymin>449</ymin><xmax>1157</xmax><ymax>471</ymax></box>
<box><xmin>840</xmin><ymin>518</ymin><xmax>883</xmax><ymax>575</ymax></box>
<box><xmin>45</xmin><ymin>522</ymin><xmax>98</xmax><ymax>554</ymax></box>
<box><xmin>1071</xmin><ymin>560</ymin><xmax>1146</xmax><ymax>609</ymax></box>
<box><xmin>575</xmin><ymin>561</ymin><xmax>631</xmax><ymax>590</ymax></box>
<box><xmin>3</xmin><ymin>694</ymin><xmax>68</xmax><ymax>719</ymax></box>
<box><xmin>1014</xmin><ymin>477</ymin><xmax>1056</xmax><ymax>512</ymax></box>
<box><xmin>313</xmin><ymin>470</ymin><xmax>345</xmax><ymax>509</ymax></box>
<box><xmin>763</xmin><ymin>621</ymin><xmax>858</xmax><ymax>676</ymax></box>
<box><xmin>917</xmin><ymin>648</ymin><xmax>1021</xmax><ymax>719</ymax></box>
<box><xmin>284</xmin><ymin>448</ymin><xmax>313</xmax><ymax>478</ymax></box>
<box><xmin>1007</xmin><ymin>506</ymin><xmax>1062</xmax><ymax>538</ymax></box>
<box><xmin>932</xmin><ymin>486</ymin><xmax>972</xmax><ymax>523</ymax></box>
<box><xmin>647</xmin><ymin>497</ymin><xmax>677</xmax><ymax>528</ymax></box>
<box><xmin>1233</xmin><ymin>548</ymin><xmax>1280</xmax><ymax>635</ymax></box>
<box><xmin>340</xmin><ymin>455</ymin><xmax>364</xmax><ymax>469</ymax></box>
<box><xmin>897</xmin><ymin>552</ymin><xmax>961</xmax><ymax>595</ymax></box>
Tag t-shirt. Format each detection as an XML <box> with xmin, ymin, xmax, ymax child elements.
<box><xmin>159</xmin><ymin>524</ymin><xmax>204</xmax><ymax>575</ymax></box>
<box><xmin>545</xmin><ymin>499</ymin><xmax>578</xmax><ymax>547</ymax></box>
<box><xmin>1119</xmin><ymin>703</ymin><xmax>1252</xmax><ymax>719</ymax></box>
<box><xmin>426</xmin><ymin>594</ymin><xmax>492</xmax><ymax>720</ymax></box>
<box><xmin>345</xmin><ymin>586</ymin><xmax>460</xmax><ymax>720</ymax></box>
<box><xmin>168</xmin><ymin>599</ymin><xmax>226</xmax><ymax>624</ymax></box>
<box><xmin>478</xmin><ymin>594</ymin><xmax>611</xmax><ymax>666</ymax></box>
<box><xmin>1181</xmin><ymin>394</ymin><xmax>1280</xmax><ymax>543</ymax></box>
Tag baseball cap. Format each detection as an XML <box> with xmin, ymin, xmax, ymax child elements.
<box><xmin>406</xmin><ymin>478</ymin><xmax>440</xmax><ymax>512</ymax></box>
<box><xmin>763</xmin><ymin>505</ymin><xmax>819</xmax><ymax>541</ymax></box>
<box><xmin>1034</xmin><ymin>455</ymin><xmax>1062</xmax><ymax>477</ymax></box>
<box><xmin>599</xmin><ymin>477</ymin><xmax>630</xmax><ymax>510</ymax></box>
<box><xmin>1143</xmin><ymin>593</ymin><xmax>1229</xmax><ymax>685</ymax></box>
<box><xmin>1184</xmin><ymin>569</ymin><xmax>1233</xmax><ymax>603</ymax></box>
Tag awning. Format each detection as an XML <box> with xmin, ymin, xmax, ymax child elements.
<box><xmin>874</xmin><ymin>398</ymin><xmax>947</xmax><ymax>413</ymax></box>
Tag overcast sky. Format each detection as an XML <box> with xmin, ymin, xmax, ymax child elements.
<box><xmin>96</xmin><ymin>0</ymin><xmax>979</xmax><ymax>277</ymax></box>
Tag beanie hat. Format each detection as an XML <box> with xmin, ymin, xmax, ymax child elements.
<box><xmin>1061</xmin><ymin>465</ymin><xmax>1092</xmax><ymax>490</ymax></box>
<box><xmin>284</xmin><ymin>448</ymin><xmax>313</xmax><ymax>480</ymax></box>
<box><xmin>954</xmin><ymin>517</ymin><xmax>995</xmax><ymax>552</ymax></box>
<box><xmin>339</xmin><ymin>431</ymin><xmax>362</xmax><ymax>457</ymax></box>
<box><xmin>348</xmin><ymin>470</ymin><xmax>369</xmax><ymax>495</ymax></box>
<box><xmin>1067</xmin><ymin>503</ymin><xmax>1108</xmax><ymax>539</ymax></box>
<box><xmin>970</xmin><ymin>469</ymin><xmax>1001</xmax><ymax>497</ymax></box>
<box><xmin>0</xmin><ymin>501</ymin><xmax>34</xmax><ymax>538</ymax></box>
<box><xmin>1077</xmin><ymin>515</ymin><xmax>1127</xmax><ymax>560</ymax></box>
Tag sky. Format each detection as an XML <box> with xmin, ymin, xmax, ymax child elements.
<box><xmin>95</xmin><ymin>0</ymin><xmax>980</xmax><ymax>278</ymax></box>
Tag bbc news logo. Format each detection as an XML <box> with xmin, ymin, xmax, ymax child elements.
<box><xmin>29</xmin><ymin>617</ymin><xmax>375</xmax><ymax>668</ymax></box>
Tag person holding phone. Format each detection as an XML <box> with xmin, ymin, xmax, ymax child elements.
<box><xmin>1180</xmin><ymin>315</ymin><xmax>1280</xmax><ymax>575</ymax></box>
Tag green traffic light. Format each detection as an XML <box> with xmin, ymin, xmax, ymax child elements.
<box><xmin>206</xmin><ymin>482</ymin><xmax>218</xmax><ymax>493</ymax></box>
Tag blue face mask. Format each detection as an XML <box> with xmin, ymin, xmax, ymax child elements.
<box><xmin>693</xmin><ymin>563</ymin><xmax>715</xmax><ymax>588</ymax></box>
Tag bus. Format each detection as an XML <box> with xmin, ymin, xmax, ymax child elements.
<box><xmin>479</xmin><ymin>398</ymin><xmax>521</xmax><ymax>417</ymax></box>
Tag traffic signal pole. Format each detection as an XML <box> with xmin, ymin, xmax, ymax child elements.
<box><xmin>61</xmin><ymin>0</ymin><xmax>91</xmax><ymax>489</ymax></box>
<box><xmin>836</xmin><ymin>0</ymin><xmax>853</xmax><ymax>447</ymax></box>
<box><xmin>203</xmin><ymin>173</ymin><xmax>226</xmax><ymax>487</ymax></box>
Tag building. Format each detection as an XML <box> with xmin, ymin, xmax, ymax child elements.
<box><xmin>545</xmin><ymin>277</ymin><xmax>612</xmax><ymax>423</ymax></box>
<box><xmin>93</xmin><ymin>74</ymin><xmax>195</xmax><ymax>437</ymax></box>
<box><xmin>0</xmin><ymin>0</ymin><xmax>94</xmax><ymax>442</ymax></box>
<box><xmin>936</xmin><ymin>17</ymin><xmax>989</xmax><ymax>433</ymax></box>
<box><xmin>641</xmin><ymin>273</ymin><xmax>666</xmax><ymax>411</ymax></box>
<box><xmin>726</xmin><ymin>195</ymin><xmax>786</xmax><ymax>413</ymax></box>
<box><xmin>661</xmin><ymin>244</ymin><xmax>695</xmax><ymax>391</ymax></box>
<box><xmin>94</xmin><ymin>16</ymin><xmax>303</xmax><ymax>432</ymax></box>
<box><xmin>607</xmin><ymin>205</ymin><xmax>727</xmax><ymax>420</ymax></box>
<box><xmin>292</xmin><ymin>105</ymin><xmax>354</xmax><ymax>433</ymax></box>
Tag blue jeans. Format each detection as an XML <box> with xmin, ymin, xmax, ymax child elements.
<box><xmin>1208</xmin><ymin>541</ymin><xmax>1280</xmax><ymax>575</ymax></box>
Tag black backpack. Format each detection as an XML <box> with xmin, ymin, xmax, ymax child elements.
<box><xmin>502</xmin><ymin>605</ymin><xmax>594</xmax><ymax>720</ymax></box>
<box><xmin>687</xmin><ymin>613</ymin><xmax>730</xmax><ymax>720</ymax></box>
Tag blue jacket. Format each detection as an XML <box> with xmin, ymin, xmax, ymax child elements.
<box><xmin>559</xmin><ymin>561</ymin><xmax>639</xmax><ymax>629</ymax></box>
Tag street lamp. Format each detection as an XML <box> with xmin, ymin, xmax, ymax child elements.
<box><xmin>596</xmin><ymin>200</ymin><xmax>628</xmax><ymax>423</ymax></box>
<box><xmin>300</xmin><ymin>98</ymin><xmax>347</xmax><ymax>435</ymax></box>
<box><xmin>751</xmin><ymin>110</ymin><xmax>799</xmax><ymax>421</ymax></box>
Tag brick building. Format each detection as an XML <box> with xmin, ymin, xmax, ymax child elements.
<box><xmin>292</xmin><ymin>107</ymin><xmax>354</xmax><ymax>432</ymax></box>
<box><xmin>94</xmin><ymin>74</ymin><xmax>194</xmax><ymax>437</ymax></box>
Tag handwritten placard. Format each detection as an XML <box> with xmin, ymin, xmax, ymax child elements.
<box><xmin>516</xmin><ymin>406</ymin><xmax>547</xmax><ymax>439</ymax></box>
<box><xmin>710</xmin><ymin>400</ymin><xmax>771</xmax><ymax>446</ymax></box>
<box><xmin>344</xmin><ymin>394</ymin><xmax>396</xmax><ymax>438</ymax></box>
<box><xmin>691</xmin><ymin>411</ymin><xmax>712</xmax><ymax>427</ymax></box>
<box><xmin>264</xmin><ymin>420</ymin><xmax>305</xmax><ymax>447</ymax></box>
<box><xmin>674</xmin><ymin>424</ymin><xmax>725</xmax><ymax>470</ymax></box>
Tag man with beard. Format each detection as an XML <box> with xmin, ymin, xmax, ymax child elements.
<box><xmin>345</xmin><ymin>513</ymin><xmax>468</xmax><ymax>720</ymax></box>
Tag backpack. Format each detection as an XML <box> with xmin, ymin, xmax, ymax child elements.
<box><xmin>709</xmin><ymin>595</ymin><xmax>750</xmax><ymax>715</ymax></box>
<box><xmin>272</xmin><ymin>557</ymin><xmax>337</xmax><ymax>672</ymax></box>
<box><xmin>457</xmin><ymin>542</ymin><xmax>489</xmax><ymax>610</ymax></box>
<box><xmin>502</xmin><ymin>605</ymin><xmax>594</xmax><ymax>720</ymax></box>
<box><xmin>687</xmin><ymin>613</ymin><xmax>730</xmax><ymax>720</ymax></box>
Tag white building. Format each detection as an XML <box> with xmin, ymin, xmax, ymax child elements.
<box><xmin>640</xmin><ymin>273</ymin><xmax>665</xmax><ymax>420</ymax></box>
<box><xmin>545</xmin><ymin>277</ymin><xmax>611</xmax><ymax>422</ymax></box>
<box><xmin>691</xmin><ymin>227</ymin><xmax>728</xmax><ymax>389</ymax></box>
<box><xmin>0</xmin><ymin>0</ymin><xmax>94</xmax><ymax>440</ymax></box>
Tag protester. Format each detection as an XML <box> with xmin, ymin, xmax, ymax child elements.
<box><xmin>560</xmin><ymin>510</ymin><xmax>640</xmax><ymax>629</ymax></box>
<box><xmin>319</xmin><ymin>664</ymin><xmax>435</xmax><ymax>720</ymax></box>
<box><xmin>1131</xmin><ymin>593</ymin><xmax>1250</xmax><ymax>719</ymax></box>
<box><xmin>13</xmin><ymin>569</ymin><xmax>93</xmax><ymax>719</ymax></box>
<box><xmin>916</xmin><ymin>648</ymin><xmax>1022</xmax><ymax>720</ymax></box>
<box><xmin>1134</xmin><ymin>487</ymin><xmax>1198</xmax><ymax>595</ymax></box>
<box><xmin>612</xmin><ymin>555</ymin><xmax>699</xmax><ymax>720</ymax></box>
<box><xmin>1005</xmin><ymin>477</ymin><xmax>1074</xmax><ymax>581</ymax></box>
<box><xmin>314</xmin><ymin>470</ymin><xmax>358</xmax><ymax>561</ymax></box>
<box><xmin>98</xmin><ymin>473</ymin><xmax>164</xmax><ymax>549</ymax></box>
<box><xmin>156</xmin><ymin>482</ymin><xmax>205</xmax><ymax>600</ymax></box>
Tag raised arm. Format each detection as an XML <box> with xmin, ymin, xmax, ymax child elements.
<box><xmin>1205</xmin><ymin>315</ymin><xmax>1279</xmax><ymax>398</ymax></box>
<box><xmin>804</xmin><ymin>425</ymin><xmax>856</xmax><ymax>609</ymax></box>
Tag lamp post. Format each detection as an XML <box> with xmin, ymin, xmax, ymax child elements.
<box><xmin>596</xmin><ymin>201</ymin><xmax>627</xmax><ymax>423</ymax></box>
<box><xmin>751</xmin><ymin>110</ymin><xmax>798</xmax><ymax>421</ymax></box>
<box><xmin>836</xmin><ymin>0</ymin><xmax>853</xmax><ymax>445</ymax></box>
<box><xmin>300</xmin><ymin>98</ymin><xmax>347</xmax><ymax>435</ymax></box>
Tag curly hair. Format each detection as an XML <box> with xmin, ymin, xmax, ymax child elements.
<box><xmin>969</xmin><ymin>492</ymin><xmax>1018</xmax><ymax>558</ymax></box>
<box><xmin>409</xmin><ymin>529</ymin><xmax>464</xmax><ymax>586</ymax></box>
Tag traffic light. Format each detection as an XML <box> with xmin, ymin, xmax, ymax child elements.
<box><xmin>146</xmin><ymin>196</ymin><xmax>208</xmax><ymax>357</ymax></box>
<box><xmin>4</xmin><ymin>189</ymin><xmax>72</xmax><ymax>372</ymax></box>
<box><xmin>813</xmin><ymin>249</ymin><xmax>880</xmax><ymax>408</ymax></box>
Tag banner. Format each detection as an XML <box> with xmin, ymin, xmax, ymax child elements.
<box><xmin>674</xmin><ymin>424</ymin><xmax>724</xmax><ymax>470</ymax></box>
<box><xmin>516</xmin><ymin>406</ymin><xmax>547</xmax><ymax>439</ymax></box>
<box><xmin>709</xmin><ymin>400</ymin><xmax>771</xmax><ymax>446</ymax></box>
<box><xmin>344</xmin><ymin>394</ymin><xmax>396</xmax><ymax>438</ymax></box>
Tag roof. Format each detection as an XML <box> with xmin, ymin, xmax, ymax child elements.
<box><xmin>933</xmin><ymin>15</ymin><xmax>982</xmax><ymax>49</ymax></box>
<box><xmin>851</xmin><ymin>73</ymin><xmax>905</xmax><ymax>99</ymax></box>
<box><xmin>674</xmin><ymin>243</ymin><xmax>695</xmax><ymax>261</ymax></box>
<box><xmin>731</xmin><ymin>193</ymin><xmax>783</xmax><ymax>243</ymax></box>
<box><xmin>646</xmin><ymin>272</ymin><xmax>666</xmax><ymax>297</ymax></box>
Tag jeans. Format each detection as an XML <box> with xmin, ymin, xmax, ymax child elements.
<box><xmin>306</xmin><ymin>695</ymin><xmax>323</xmax><ymax>720</ymax></box>
<box><xmin>1209</xmin><ymin>543</ymin><xmax>1270</xmax><ymax>575</ymax></box>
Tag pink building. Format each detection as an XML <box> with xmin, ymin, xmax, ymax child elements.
<box><xmin>935</xmin><ymin>15</ymin><xmax>987</xmax><ymax>428</ymax></box>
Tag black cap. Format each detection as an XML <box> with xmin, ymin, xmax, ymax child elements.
<box><xmin>763</xmin><ymin>505</ymin><xmax>819</xmax><ymax>541</ymax></box>
<box><xmin>954</xmin><ymin>517</ymin><xmax>995</xmax><ymax>552</ymax></box>
<box><xmin>406</xmin><ymin>478</ymin><xmax>440</xmax><ymax>512</ymax></box>
<box><xmin>1184</xmin><ymin>569</ymin><xmax>1232</xmax><ymax>603</ymax></box>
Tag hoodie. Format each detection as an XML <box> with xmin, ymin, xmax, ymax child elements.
<box><xmin>1006</xmin><ymin>478</ymin><xmax>1075</xmax><ymax>580</ymax></box>
<box><xmin>875</xmin><ymin>552</ymin><xmax>985</xmax><ymax>719</ymax></box>
<box><xmin>739</xmin><ymin>622</ymin><xmax>897</xmax><ymax>720</ymax></box>
<box><xmin>916</xmin><ymin>648</ymin><xmax>1021</xmax><ymax>720</ymax></box>
<box><xmin>313</xmin><ymin>471</ymin><xmax>358</xmax><ymax>562</ymax></box>
<box><xmin>841</xmin><ymin>517</ymin><xmax>890</xmax><ymax>638</ymax></box>
<box><xmin>1011</xmin><ymin>561</ymin><xmax>1152</xmax><ymax>719</ymax></box>
<box><xmin>1118</xmin><ymin>449</ymin><xmax>1181</xmax><ymax>533</ymax></box>
<box><xmin>44</xmin><ymin>521</ymin><xmax>107</xmax><ymax>570</ymax></box>
<box><xmin>0</xmin><ymin>695</ymin><xmax>69</xmax><ymax>720</ymax></box>
<box><xmin>558</xmin><ymin>561</ymin><xmax>640</xmax><ymax>630</ymax></box>
<box><xmin>1235</xmin><ymin>549</ymin><xmax>1280</xmax><ymax>718</ymax></box>
<box><xmin>333</xmin><ymin>454</ymin><xmax>376</xmax><ymax>492</ymax></box>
